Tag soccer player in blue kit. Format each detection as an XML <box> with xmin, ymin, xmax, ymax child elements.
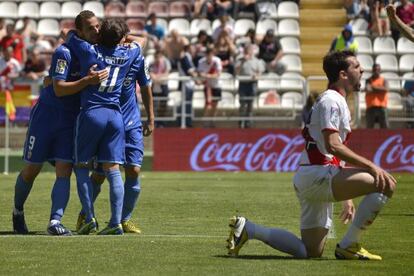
<box><xmin>76</xmin><ymin>49</ymin><xmax>154</xmax><ymax>234</ymax></box>
<box><xmin>12</xmin><ymin>11</ymin><xmax>108</xmax><ymax>235</ymax></box>
<box><xmin>64</xmin><ymin>18</ymin><xmax>149</xmax><ymax>235</ymax></box>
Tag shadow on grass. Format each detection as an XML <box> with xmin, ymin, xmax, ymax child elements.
<box><xmin>214</xmin><ymin>255</ymin><xmax>333</xmax><ymax>261</ymax></box>
<box><xmin>0</xmin><ymin>231</ymin><xmax>47</xmax><ymax>236</ymax></box>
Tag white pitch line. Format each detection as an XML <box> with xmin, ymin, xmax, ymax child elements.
<box><xmin>0</xmin><ymin>234</ymin><xmax>226</xmax><ymax>239</ymax></box>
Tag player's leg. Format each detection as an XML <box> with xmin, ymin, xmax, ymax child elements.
<box><xmin>76</xmin><ymin>166</ymin><xmax>105</xmax><ymax>232</ymax></box>
<box><xmin>47</xmin><ymin>161</ymin><xmax>73</xmax><ymax>236</ymax></box>
<box><xmin>97</xmin><ymin>110</ymin><xmax>125</xmax><ymax>235</ymax></box>
<box><xmin>13</xmin><ymin>163</ymin><xmax>43</xmax><ymax>234</ymax></box>
<box><xmin>73</xmin><ymin>109</ymin><xmax>105</xmax><ymax>234</ymax></box>
<box><xmin>332</xmin><ymin>168</ymin><xmax>393</xmax><ymax>260</ymax></box>
<box><xmin>13</xmin><ymin>103</ymin><xmax>54</xmax><ymax>234</ymax></box>
<box><xmin>227</xmin><ymin>216</ymin><xmax>308</xmax><ymax>258</ymax></box>
<box><xmin>121</xmin><ymin>127</ymin><xmax>144</xmax><ymax>233</ymax></box>
<box><xmin>47</xmin><ymin>114</ymin><xmax>79</xmax><ymax>236</ymax></box>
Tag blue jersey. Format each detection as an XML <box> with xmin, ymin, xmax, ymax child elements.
<box><xmin>38</xmin><ymin>44</ymin><xmax>81</xmax><ymax>113</ymax></box>
<box><xmin>66</xmin><ymin>32</ymin><xmax>141</xmax><ymax>111</ymax></box>
<box><xmin>120</xmin><ymin>54</ymin><xmax>151</xmax><ymax>130</ymax></box>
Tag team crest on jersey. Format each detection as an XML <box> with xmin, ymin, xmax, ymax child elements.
<box><xmin>55</xmin><ymin>59</ymin><xmax>67</xmax><ymax>74</ymax></box>
<box><xmin>330</xmin><ymin>107</ymin><xmax>340</xmax><ymax>126</ymax></box>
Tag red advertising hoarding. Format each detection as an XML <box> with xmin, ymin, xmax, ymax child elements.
<box><xmin>153</xmin><ymin>129</ymin><xmax>414</xmax><ymax>172</ymax></box>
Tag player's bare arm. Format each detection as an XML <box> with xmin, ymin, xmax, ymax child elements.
<box><xmin>387</xmin><ymin>4</ymin><xmax>414</xmax><ymax>42</ymax></box>
<box><xmin>340</xmin><ymin>200</ymin><xmax>355</xmax><ymax>224</ymax></box>
<box><xmin>54</xmin><ymin>65</ymin><xmax>108</xmax><ymax>97</ymax></box>
<box><xmin>125</xmin><ymin>35</ymin><xmax>147</xmax><ymax>50</ymax></box>
<box><xmin>323</xmin><ymin>130</ymin><xmax>397</xmax><ymax>194</ymax></box>
<box><xmin>141</xmin><ymin>85</ymin><xmax>155</xmax><ymax>137</ymax></box>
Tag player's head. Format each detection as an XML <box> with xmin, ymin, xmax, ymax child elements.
<box><xmin>75</xmin><ymin>10</ymin><xmax>100</xmax><ymax>44</ymax></box>
<box><xmin>323</xmin><ymin>50</ymin><xmax>362</xmax><ymax>92</ymax></box>
<box><xmin>98</xmin><ymin>18</ymin><xmax>129</xmax><ymax>48</ymax></box>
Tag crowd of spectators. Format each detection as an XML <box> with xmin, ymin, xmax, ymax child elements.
<box><xmin>340</xmin><ymin>1</ymin><xmax>414</xmax><ymax>128</ymax></box>
<box><xmin>0</xmin><ymin>0</ymin><xmax>295</xmax><ymax>128</ymax></box>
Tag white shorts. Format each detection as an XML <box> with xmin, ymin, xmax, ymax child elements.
<box><xmin>293</xmin><ymin>165</ymin><xmax>341</xmax><ymax>230</ymax></box>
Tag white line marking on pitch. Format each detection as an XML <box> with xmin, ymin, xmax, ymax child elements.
<box><xmin>0</xmin><ymin>234</ymin><xmax>226</xmax><ymax>239</ymax></box>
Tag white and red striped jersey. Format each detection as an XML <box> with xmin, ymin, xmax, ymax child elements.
<box><xmin>300</xmin><ymin>89</ymin><xmax>351</xmax><ymax>167</ymax></box>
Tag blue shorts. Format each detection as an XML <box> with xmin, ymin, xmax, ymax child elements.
<box><xmin>74</xmin><ymin>107</ymin><xmax>125</xmax><ymax>164</ymax></box>
<box><xmin>93</xmin><ymin>126</ymin><xmax>144</xmax><ymax>174</ymax></box>
<box><xmin>125</xmin><ymin>126</ymin><xmax>144</xmax><ymax>167</ymax></box>
<box><xmin>23</xmin><ymin>102</ymin><xmax>77</xmax><ymax>164</ymax></box>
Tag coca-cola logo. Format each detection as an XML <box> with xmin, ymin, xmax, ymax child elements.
<box><xmin>373</xmin><ymin>135</ymin><xmax>414</xmax><ymax>172</ymax></box>
<box><xmin>190</xmin><ymin>133</ymin><xmax>304</xmax><ymax>172</ymax></box>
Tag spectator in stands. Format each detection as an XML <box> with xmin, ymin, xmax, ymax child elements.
<box><xmin>0</xmin><ymin>23</ymin><xmax>26</xmax><ymax>65</ymax></box>
<box><xmin>16</xmin><ymin>17</ymin><xmax>38</xmax><ymax>50</ymax></box>
<box><xmin>235</xmin><ymin>0</ymin><xmax>258</xmax><ymax>20</ymax></box>
<box><xmin>258</xmin><ymin>29</ymin><xmax>286</xmax><ymax>75</ymax></box>
<box><xmin>236</xmin><ymin>44</ymin><xmax>266</xmax><ymax>128</ymax></box>
<box><xmin>197</xmin><ymin>46</ymin><xmax>222</xmax><ymax>127</ymax></box>
<box><xmin>21</xmin><ymin>48</ymin><xmax>47</xmax><ymax>83</ymax></box>
<box><xmin>370</xmin><ymin>0</ymin><xmax>390</xmax><ymax>37</ymax></box>
<box><xmin>344</xmin><ymin>0</ymin><xmax>370</xmax><ymax>20</ymax></box>
<box><xmin>192</xmin><ymin>30</ymin><xmax>213</xmax><ymax>68</ymax></box>
<box><xmin>144</xmin><ymin>13</ymin><xmax>166</xmax><ymax>49</ymax></box>
<box><xmin>215</xmin><ymin>0</ymin><xmax>235</xmax><ymax>16</ymax></box>
<box><xmin>215</xmin><ymin>29</ymin><xmax>237</xmax><ymax>74</ymax></box>
<box><xmin>0</xmin><ymin>19</ymin><xmax>6</xmax><ymax>42</ymax></box>
<box><xmin>212</xmin><ymin>13</ymin><xmax>235</xmax><ymax>42</ymax></box>
<box><xmin>196</xmin><ymin>0</ymin><xmax>234</xmax><ymax>20</ymax></box>
<box><xmin>164</xmin><ymin>29</ymin><xmax>190</xmax><ymax>70</ymax></box>
<box><xmin>0</xmin><ymin>47</ymin><xmax>21</xmax><ymax>91</ymax></box>
<box><xmin>402</xmin><ymin>66</ymin><xmax>414</xmax><ymax>129</ymax></box>
<box><xmin>178</xmin><ymin>44</ymin><xmax>198</xmax><ymax>128</ymax></box>
<box><xmin>391</xmin><ymin>0</ymin><xmax>414</xmax><ymax>41</ymax></box>
<box><xmin>330</xmin><ymin>24</ymin><xmax>358</xmax><ymax>52</ymax></box>
<box><xmin>149</xmin><ymin>49</ymin><xmax>171</xmax><ymax>128</ymax></box>
<box><xmin>236</xmin><ymin>28</ymin><xmax>259</xmax><ymax>56</ymax></box>
<box><xmin>365</xmin><ymin>63</ymin><xmax>389</xmax><ymax>128</ymax></box>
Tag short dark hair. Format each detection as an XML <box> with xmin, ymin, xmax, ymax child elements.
<box><xmin>98</xmin><ymin>18</ymin><xmax>129</xmax><ymax>48</ymax></box>
<box><xmin>323</xmin><ymin>50</ymin><xmax>356</xmax><ymax>84</ymax></box>
<box><xmin>75</xmin><ymin>10</ymin><xmax>95</xmax><ymax>31</ymax></box>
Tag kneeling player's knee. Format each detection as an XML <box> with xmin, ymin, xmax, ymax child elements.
<box><xmin>306</xmin><ymin>248</ymin><xmax>323</xmax><ymax>258</ymax></box>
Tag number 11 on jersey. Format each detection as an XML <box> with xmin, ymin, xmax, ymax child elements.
<box><xmin>98</xmin><ymin>66</ymin><xmax>120</xmax><ymax>93</ymax></box>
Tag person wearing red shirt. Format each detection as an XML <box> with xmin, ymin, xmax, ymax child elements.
<box><xmin>0</xmin><ymin>23</ymin><xmax>26</xmax><ymax>64</ymax></box>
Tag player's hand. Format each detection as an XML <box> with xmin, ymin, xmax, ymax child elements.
<box><xmin>143</xmin><ymin>119</ymin><xmax>154</xmax><ymax>137</ymax></box>
<box><xmin>43</xmin><ymin>76</ymin><xmax>52</xmax><ymax>88</ymax></box>
<box><xmin>386</xmin><ymin>4</ymin><xmax>397</xmax><ymax>20</ymax></box>
<box><xmin>368</xmin><ymin>165</ymin><xmax>397</xmax><ymax>196</ymax></box>
<box><xmin>87</xmin><ymin>64</ymin><xmax>109</xmax><ymax>85</ymax></box>
<box><xmin>340</xmin><ymin>200</ymin><xmax>355</xmax><ymax>224</ymax></box>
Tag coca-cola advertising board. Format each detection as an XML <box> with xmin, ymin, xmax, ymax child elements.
<box><xmin>153</xmin><ymin>129</ymin><xmax>414</xmax><ymax>172</ymax></box>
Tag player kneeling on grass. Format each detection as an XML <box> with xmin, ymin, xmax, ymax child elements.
<box><xmin>227</xmin><ymin>50</ymin><xmax>397</xmax><ymax>260</ymax></box>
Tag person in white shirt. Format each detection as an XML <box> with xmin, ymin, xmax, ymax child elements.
<box><xmin>227</xmin><ymin>50</ymin><xmax>396</xmax><ymax>261</ymax></box>
<box><xmin>197</xmin><ymin>47</ymin><xmax>222</xmax><ymax>126</ymax></box>
<box><xmin>0</xmin><ymin>47</ymin><xmax>21</xmax><ymax>91</ymax></box>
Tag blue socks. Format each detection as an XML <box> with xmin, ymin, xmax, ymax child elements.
<box><xmin>122</xmin><ymin>177</ymin><xmax>141</xmax><ymax>222</ymax></box>
<box><xmin>14</xmin><ymin>174</ymin><xmax>33</xmax><ymax>211</ymax></box>
<box><xmin>105</xmin><ymin>170</ymin><xmax>124</xmax><ymax>227</ymax></box>
<box><xmin>50</xmin><ymin>177</ymin><xmax>70</xmax><ymax>221</ymax></box>
<box><xmin>74</xmin><ymin>167</ymin><xmax>94</xmax><ymax>222</ymax></box>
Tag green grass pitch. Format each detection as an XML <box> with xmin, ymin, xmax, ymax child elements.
<box><xmin>0</xmin><ymin>172</ymin><xmax>413</xmax><ymax>275</ymax></box>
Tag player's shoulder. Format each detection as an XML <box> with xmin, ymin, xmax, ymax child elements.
<box><xmin>317</xmin><ymin>90</ymin><xmax>344</xmax><ymax>108</ymax></box>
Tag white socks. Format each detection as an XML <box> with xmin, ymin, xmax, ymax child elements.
<box><xmin>339</xmin><ymin>193</ymin><xmax>388</xmax><ymax>248</ymax></box>
<box><xmin>245</xmin><ymin>221</ymin><xmax>307</xmax><ymax>258</ymax></box>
